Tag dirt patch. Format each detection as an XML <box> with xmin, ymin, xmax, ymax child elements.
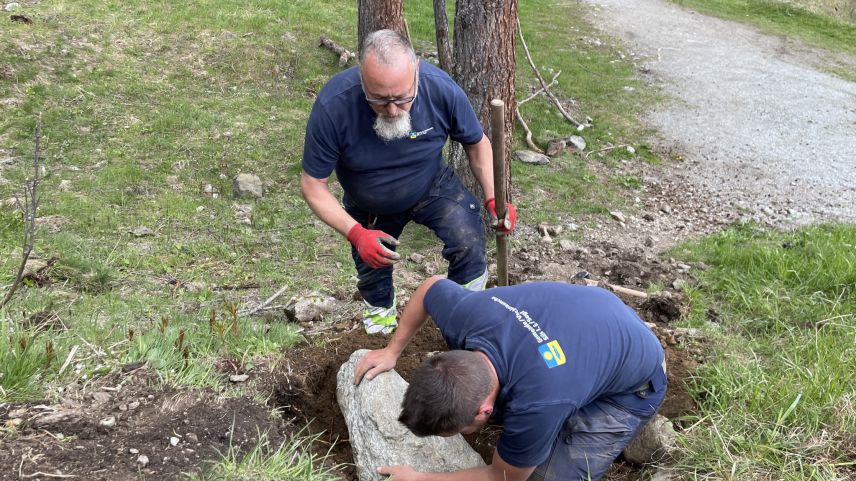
<box><xmin>265</xmin><ymin>238</ymin><xmax>701</xmax><ymax>480</ymax></box>
<box><xmin>0</xmin><ymin>369</ymin><xmax>289</xmax><ymax>481</ymax></box>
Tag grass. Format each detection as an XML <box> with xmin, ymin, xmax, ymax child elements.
<box><xmin>671</xmin><ymin>0</ymin><xmax>856</xmax><ymax>59</ymax></box>
<box><xmin>673</xmin><ymin>223</ymin><xmax>856</xmax><ymax>480</ymax></box>
<box><xmin>190</xmin><ymin>430</ymin><xmax>342</xmax><ymax>481</ymax></box>
<box><xmin>1</xmin><ymin>0</ymin><xmax>661</xmax><ymax>400</ymax></box>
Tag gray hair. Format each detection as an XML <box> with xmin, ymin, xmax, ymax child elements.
<box><xmin>359</xmin><ymin>29</ymin><xmax>417</xmax><ymax>66</ymax></box>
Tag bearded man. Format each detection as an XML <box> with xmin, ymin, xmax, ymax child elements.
<box><xmin>301</xmin><ymin>29</ymin><xmax>516</xmax><ymax>334</ymax></box>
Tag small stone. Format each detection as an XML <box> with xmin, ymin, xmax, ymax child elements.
<box><xmin>644</xmin><ymin>236</ymin><xmax>656</xmax><ymax>247</ymax></box>
<box><xmin>232</xmin><ymin>173</ymin><xmax>264</xmax><ymax>198</ymax></box>
<box><xmin>566</xmin><ymin>222</ymin><xmax>579</xmax><ymax>231</ymax></box>
<box><xmin>99</xmin><ymin>416</ymin><xmax>116</xmax><ymax>428</ymax></box>
<box><xmin>643</xmin><ymin>213</ymin><xmax>655</xmax><ymax>221</ymax></box>
<box><xmin>128</xmin><ymin>401</ymin><xmax>140</xmax><ymax>410</ymax></box>
<box><xmin>137</xmin><ymin>455</ymin><xmax>149</xmax><ymax>467</ymax></box>
<box><xmin>672</xmin><ymin>279</ymin><xmax>686</xmax><ymax>290</ymax></box>
<box><xmin>201</xmin><ymin>184</ymin><xmax>215</xmax><ymax>196</ymax></box>
<box><xmin>408</xmin><ymin>253</ymin><xmax>425</xmax><ymax>264</ymax></box>
<box><xmin>559</xmin><ymin>239</ymin><xmax>574</xmax><ymax>251</ymax></box>
<box><xmin>229</xmin><ymin>374</ymin><xmax>249</xmax><ymax>383</ymax></box>
<box><xmin>660</xmin><ymin>205</ymin><xmax>672</xmax><ymax>214</ymax></box>
<box><xmin>118</xmin><ymin>404</ymin><xmax>128</xmax><ymax>411</ymax></box>
<box><xmin>626</xmin><ymin>146</ymin><xmax>636</xmax><ymax>154</ymax></box>
<box><xmin>609</xmin><ymin>211</ymin><xmax>626</xmax><ymax>223</ymax></box>
<box><xmin>545</xmin><ymin>139</ymin><xmax>566</xmax><ymax>157</ymax></box>
<box><xmin>185</xmin><ymin>432</ymin><xmax>199</xmax><ymax>444</ymax></box>
<box><xmin>566</xmin><ymin>135</ymin><xmax>586</xmax><ymax>151</ymax></box>
<box><xmin>92</xmin><ymin>391</ymin><xmax>111</xmax><ymax>403</ymax></box>
<box><xmin>513</xmin><ymin>150</ymin><xmax>550</xmax><ymax>165</ymax></box>
<box><xmin>540</xmin><ymin>235</ymin><xmax>553</xmax><ymax>244</ymax></box>
<box><xmin>170</xmin><ymin>436</ymin><xmax>180</xmax><ymax>446</ymax></box>
<box><xmin>129</xmin><ymin>448</ymin><xmax>139</xmax><ymax>454</ymax></box>
<box><xmin>130</xmin><ymin>226</ymin><xmax>154</xmax><ymax>237</ymax></box>
<box><xmin>5</xmin><ymin>3</ymin><xmax>22</xmax><ymax>12</ymax></box>
<box><xmin>58</xmin><ymin>180</ymin><xmax>72</xmax><ymax>191</ymax></box>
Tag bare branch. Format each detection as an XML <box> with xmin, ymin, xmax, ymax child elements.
<box><xmin>514</xmin><ymin>105</ymin><xmax>544</xmax><ymax>154</ymax></box>
<box><xmin>0</xmin><ymin>116</ymin><xmax>42</xmax><ymax>310</ymax></box>
<box><xmin>239</xmin><ymin>284</ymin><xmax>289</xmax><ymax>317</ymax></box>
<box><xmin>517</xmin><ymin>18</ymin><xmax>581</xmax><ymax>126</ymax></box>
<box><xmin>518</xmin><ymin>72</ymin><xmax>560</xmax><ymax>106</ymax></box>
<box><xmin>319</xmin><ymin>35</ymin><xmax>355</xmax><ymax>68</ymax></box>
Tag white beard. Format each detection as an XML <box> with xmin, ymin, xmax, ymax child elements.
<box><xmin>373</xmin><ymin>110</ymin><xmax>412</xmax><ymax>141</ymax></box>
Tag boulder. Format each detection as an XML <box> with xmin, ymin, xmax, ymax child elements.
<box><xmin>513</xmin><ymin>150</ymin><xmax>550</xmax><ymax>165</ymax></box>
<box><xmin>337</xmin><ymin>350</ymin><xmax>485</xmax><ymax>481</ymax></box>
<box><xmin>623</xmin><ymin>414</ymin><xmax>677</xmax><ymax>464</ymax></box>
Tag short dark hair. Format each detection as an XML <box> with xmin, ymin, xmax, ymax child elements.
<box><xmin>399</xmin><ymin>350</ymin><xmax>491</xmax><ymax>436</ymax></box>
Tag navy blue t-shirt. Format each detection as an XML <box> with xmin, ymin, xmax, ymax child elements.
<box><xmin>424</xmin><ymin>280</ymin><xmax>665</xmax><ymax>468</ymax></box>
<box><xmin>301</xmin><ymin>60</ymin><xmax>484</xmax><ymax>215</ymax></box>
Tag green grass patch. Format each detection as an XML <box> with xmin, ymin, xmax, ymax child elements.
<box><xmin>673</xmin><ymin>223</ymin><xmax>856</xmax><ymax>479</ymax></box>
<box><xmin>672</xmin><ymin>0</ymin><xmax>856</xmax><ymax>59</ymax></box>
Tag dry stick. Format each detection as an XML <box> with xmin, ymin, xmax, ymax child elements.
<box><xmin>514</xmin><ymin>105</ymin><xmax>544</xmax><ymax>154</ymax></box>
<box><xmin>318</xmin><ymin>35</ymin><xmax>355</xmax><ymax>68</ymax></box>
<box><xmin>515</xmin><ymin>73</ymin><xmax>560</xmax><ymax>154</ymax></box>
<box><xmin>22</xmin><ymin>472</ymin><xmax>77</xmax><ymax>479</ymax></box>
<box><xmin>58</xmin><ymin>345</ymin><xmax>80</xmax><ymax>375</ymax></box>
<box><xmin>239</xmin><ymin>284</ymin><xmax>289</xmax><ymax>317</ymax></box>
<box><xmin>517</xmin><ymin>18</ymin><xmax>581</xmax><ymax>127</ymax></box>
<box><xmin>0</xmin><ymin>116</ymin><xmax>41</xmax><ymax>310</ymax></box>
<box><xmin>583</xmin><ymin>143</ymin><xmax>630</xmax><ymax>160</ymax></box>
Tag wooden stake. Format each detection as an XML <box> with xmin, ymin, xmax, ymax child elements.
<box><xmin>490</xmin><ymin>99</ymin><xmax>508</xmax><ymax>287</ymax></box>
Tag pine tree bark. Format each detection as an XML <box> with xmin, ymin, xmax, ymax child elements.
<box><xmin>357</xmin><ymin>0</ymin><xmax>407</xmax><ymax>55</ymax></box>
<box><xmin>433</xmin><ymin>0</ymin><xmax>453</xmax><ymax>73</ymax></box>
<box><xmin>449</xmin><ymin>0</ymin><xmax>517</xmax><ymax>205</ymax></box>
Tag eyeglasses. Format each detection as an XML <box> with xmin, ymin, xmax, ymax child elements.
<box><xmin>362</xmin><ymin>69</ymin><xmax>419</xmax><ymax>107</ymax></box>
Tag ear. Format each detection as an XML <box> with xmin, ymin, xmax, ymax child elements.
<box><xmin>476</xmin><ymin>402</ymin><xmax>493</xmax><ymax>418</ymax></box>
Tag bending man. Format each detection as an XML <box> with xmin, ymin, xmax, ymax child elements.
<box><xmin>354</xmin><ymin>276</ymin><xmax>667</xmax><ymax>481</ymax></box>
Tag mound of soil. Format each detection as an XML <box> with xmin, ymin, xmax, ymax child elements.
<box><xmin>0</xmin><ymin>369</ymin><xmax>289</xmax><ymax>481</ymax></box>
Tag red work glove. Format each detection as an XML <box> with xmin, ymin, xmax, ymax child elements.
<box><xmin>346</xmin><ymin>223</ymin><xmax>400</xmax><ymax>269</ymax></box>
<box><xmin>484</xmin><ymin>198</ymin><xmax>517</xmax><ymax>234</ymax></box>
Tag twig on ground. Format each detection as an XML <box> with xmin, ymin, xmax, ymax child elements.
<box><xmin>239</xmin><ymin>284</ymin><xmax>289</xmax><ymax>317</ymax></box>
<box><xmin>518</xmin><ymin>72</ymin><xmax>560</xmax><ymax>106</ymax></box>
<box><xmin>517</xmin><ymin>18</ymin><xmax>581</xmax><ymax>127</ymax></box>
<box><xmin>58</xmin><ymin>345</ymin><xmax>80</xmax><ymax>375</ymax></box>
<box><xmin>319</xmin><ymin>35</ymin><xmax>355</xmax><ymax>68</ymax></box>
<box><xmin>583</xmin><ymin>143</ymin><xmax>630</xmax><ymax>160</ymax></box>
<box><xmin>21</xmin><ymin>472</ymin><xmax>77</xmax><ymax>479</ymax></box>
<box><xmin>514</xmin><ymin>105</ymin><xmax>544</xmax><ymax>154</ymax></box>
<box><xmin>0</xmin><ymin>116</ymin><xmax>42</xmax><ymax>310</ymax></box>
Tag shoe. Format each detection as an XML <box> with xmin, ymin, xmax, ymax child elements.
<box><xmin>462</xmin><ymin>268</ymin><xmax>489</xmax><ymax>291</ymax></box>
<box><xmin>363</xmin><ymin>295</ymin><xmax>397</xmax><ymax>334</ymax></box>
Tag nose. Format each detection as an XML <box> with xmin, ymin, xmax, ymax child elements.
<box><xmin>382</xmin><ymin>102</ymin><xmax>401</xmax><ymax>117</ymax></box>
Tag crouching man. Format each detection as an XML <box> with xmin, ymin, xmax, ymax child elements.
<box><xmin>354</xmin><ymin>276</ymin><xmax>667</xmax><ymax>481</ymax></box>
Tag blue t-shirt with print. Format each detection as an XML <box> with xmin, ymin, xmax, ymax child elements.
<box><xmin>301</xmin><ymin>60</ymin><xmax>484</xmax><ymax>215</ymax></box>
<box><xmin>424</xmin><ymin>280</ymin><xmax>665</xmax><ymax>469</ymax></box>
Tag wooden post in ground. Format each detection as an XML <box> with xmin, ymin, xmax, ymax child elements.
<box><xmin>490</xmin><ymin>99</ymin><xmax>508</xmax><ymax>287</ymax></box>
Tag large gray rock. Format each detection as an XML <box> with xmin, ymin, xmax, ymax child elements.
<box><xmin>513</xmin><ymin>150</ymin><xmax>550</xmax><ymax>165</ymax></box>
<box><xmin>623</xmin><ymin>414</ymin><xmax>677</xmax><ymax>464</ymax></box>
<box><xmin>337</xmin><ymin>350</ymin><xmax>485</xmax><ymax>481</ymax></box>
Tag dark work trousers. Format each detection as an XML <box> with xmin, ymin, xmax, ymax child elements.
<box><xmin>528</xmin><ymin>362</ymin><xmax>669</xmax><ymax>481</ymax></box>
<box><xmin>343</xmin><ymin>164</ymin><xmax>487</xmax><ymax>308</ymax></box>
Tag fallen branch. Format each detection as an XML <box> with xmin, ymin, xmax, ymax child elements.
<box><xmin>58</xmin><ymin>345</ymin><xmax>79</xmax><ymax>375</ymax></box>
<box><xmin>0</xmin><ymin>116</ymin><xmax>42</xmax><ymax>310</ymax></box>
<box><xmin>22</xmin><ymin>472</ymin><xmax>77</xmax><ymax>479</ymax></box>
<box><xmin>583</xmin><ymin>143</ymin><xmax>630</xmax><ymax>160</ymax></box>
<box><xmin>239</xmin><ymin>284</ymin><xmax>289</xmax><ymax>317</ymax></box>
<box><xmin>319</xmin><ymin>35</ymin><xmax>355</xmax><ymax>68</ymax></box>
<box><xmin>517</xmin><ymin>18</ymin><xmax>581</xmax><ymax>127</ymax></box>
<box><xmin>518</xmin><ymin>72</ymin><xmax>560</xmax><ymax>106</ymax></box>
<box><xmin>583</xmin><ymin>278</ymin><xmax>648</xmax><ymax>298</ymax></box>
<box><xmin>514</xmin><ymin>105</ymin><xmax>544</xmax><ymax>154</ymax></box>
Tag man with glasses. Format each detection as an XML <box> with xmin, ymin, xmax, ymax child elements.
<box><xmin>301</xmin><ymin>29</ymin><xmax>516</xmax><ymax>334</ymax></box>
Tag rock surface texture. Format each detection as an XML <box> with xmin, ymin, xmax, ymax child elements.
<box><xmin>337</xmin><ymin>350</ymin><xmax>485</xmax><ymax>481</ymax></box>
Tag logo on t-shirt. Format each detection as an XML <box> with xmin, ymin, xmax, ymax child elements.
<box><xmin>409</xmin><ymin>126</ymin><xmax>434</xmax><ymax>139</ymax></box>
<box><xmin>538</xmin><ymin>340</ymin><xmax>566</xmax><ymax>369</ymax></box>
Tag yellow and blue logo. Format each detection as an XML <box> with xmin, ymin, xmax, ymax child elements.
<box><xmin>538</xmin><ymin>340</ymin><xmax>566</xmax><ymax>369</ymax></box>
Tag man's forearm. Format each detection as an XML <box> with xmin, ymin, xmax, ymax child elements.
<box><xmin>463</xmin><ymin>135</ymin><xmax>495</xmax><ymax>201</ymax></box>
<box><xmin>299</xmin><ymin>172</ymin><xmax>357</xmax><ymax>236</ymax></box>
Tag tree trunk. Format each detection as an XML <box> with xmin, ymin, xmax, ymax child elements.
<box><xmin>357</xmin><ymin>0</ymin><xmax>407</xmax><ymax>55</ymax></box>
<box><xmin>433</xmin><ymin>0</ymin><xmax>453</xmax><ymax>73</ymax></box>
<box><xmin>449</xmin><ymin>0</ymin><xmax>517</xmax><ymax>206</ymax></box>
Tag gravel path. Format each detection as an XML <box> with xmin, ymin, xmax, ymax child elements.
<box><xmin>584</xmin><ymin>0</ymin><xmax>856</xmax><ymax>225</ymax></box>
